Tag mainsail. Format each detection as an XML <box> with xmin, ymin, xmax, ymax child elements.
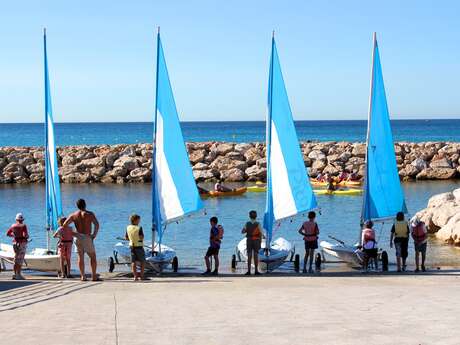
<box><xmin>263</xmin><ymin>35</ymin><xmax>317</xmax><ymax>245</ymax></box>
<box><xmin>43</xmin><ymin>29</ymin><xmax>63</xmax><ymax>238</ymax></box>
<box><xmin>361</xmin><ymin>33</ymin><xmax>407</xmax><ymax>223</ymax></box>
<box><xmin>152</xmin><ymin>30</ymin><xmax>203</xmax><ymax>246</ymax></box>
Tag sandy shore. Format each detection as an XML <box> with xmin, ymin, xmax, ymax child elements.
<box><xmin>0</xmin><ymin>270</ymin><xmax>459</xmax><ymax>345</ymax></box>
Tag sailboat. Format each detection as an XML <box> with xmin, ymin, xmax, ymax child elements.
<box><xmin>236</xmin><ymin>33</ymin><xmax>318</xmax><ymax>272</ymax></box>
<box><xmin>112</xmin><ymin>29</ymin><xmax>203</xmax><ymax>273</ymax></box>
<box><xmin>320</xmin><ymin>33</ymin><xmax>407</xmax><ymax>265</ymax></box>
<box><xmin>0</xmin><ymin>29</ymin><xmax>61</xmax><ymax>272</ymax></box>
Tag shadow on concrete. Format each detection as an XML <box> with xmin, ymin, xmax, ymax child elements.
<box><xmin>0</xmin><ymin>281</ymin><xmax>38</xmax><ymax>293</ymax></box>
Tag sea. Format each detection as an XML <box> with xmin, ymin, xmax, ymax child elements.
<box><xmin>0</xmin><ymin>119</ymin><xmax>459</xmax><ymax>272</ymax></box>
<box><xmin>0</xmin><ymin>119</ymin><xmax>459</xmax><ymax>146</ymax></box>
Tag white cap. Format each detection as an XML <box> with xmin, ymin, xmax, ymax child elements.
<box><xmin>15</xmin><ymin>213</ymin><xmax>24</xmax><ymax>221</ymax></box>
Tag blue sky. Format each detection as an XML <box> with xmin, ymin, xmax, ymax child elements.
<box><xmin>1</xmin><ymin>0</ymin><xmax>459</xmax><ymax>122</ymax></box>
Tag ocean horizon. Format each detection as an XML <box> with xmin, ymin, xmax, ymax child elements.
<box><xmin>0</xmin><ymin>119</ymin><xmax>459</xmax><ymax>147</ymax></box>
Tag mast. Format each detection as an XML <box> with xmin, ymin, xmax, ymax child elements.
<box><xmin>359</xmin><ymin>32</ymin><xmax>377</xmax><ymax>242</ymax></box>
<box><xmin>265</xmin><ymin>31</ymin><xmax>275</xmax><ymax>248</ymax></box>
<box><xmin>43</xmin><ymin>27</ymin><xmax>51</xmax><ymax>251</ymax></box>
<box><xmin>152</xmin><ymin>27</ymin><xmax>161</xmax><ymax>253</ymax></box>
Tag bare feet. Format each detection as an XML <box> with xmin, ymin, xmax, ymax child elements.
<box><xmin>80</xmin><ymin>276</ymin><xmax>88</xmax><ymax>281</ymax></box>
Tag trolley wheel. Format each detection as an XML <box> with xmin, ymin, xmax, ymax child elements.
<box><xmin>231</xmin><ymin>254</ymin><xmax>237</xmax><ymax>270</ymax></box>
<box><xmin>381</xmin><ymin>250</ymin><xmax>389</xmax><ymax>272</ymax></box>
<box><xmin>108</xmin><ymin>257</ymin><xmax>115</xmax><ymax>273</ymax></box>
<box><xmin>315</xmin><ymin>253</ymin><xmax>322</xmax><ymax>271</ymax></box>
<box><xmin>172</xmin><ymin>256</ymin><xmax>179</xmax><ymax>273</ymax></box>
<box><xmin>294</xmin><ymin>254</ymin><xmax>300</xmax><ymax>272</ymax></box>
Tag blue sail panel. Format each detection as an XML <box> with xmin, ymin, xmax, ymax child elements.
<box><xmin>152</xmin><ymin>33</ymin><xmax>203</xmax><ymax>240</ymax></box>
<box><xmin>44</xmin><ymin>32</ymin><xmax>63</xmax><ymax>231</ymax></box>
<box><xmin>363</xmin><ymin>37</ymin><xmax>407</xmax><ymax>222</ymax></box>
<box><xmin>263</xmin><ymin>37</ymin><xmax>317</xmax><ymax>242</ymax></box>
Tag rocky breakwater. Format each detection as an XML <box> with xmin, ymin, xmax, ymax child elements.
<box><xmin>0</xmin><ymin>141</ymin><xmax>458</xmax><ymax>184</ymax></box>
<box><xmin>415</xmin><ymin>189</ymin><xmax>460</xmax><ymax>246</ymax></box>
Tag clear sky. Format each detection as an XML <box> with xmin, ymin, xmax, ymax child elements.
<box><xmin>1</xmin><ymin>0</ymin><xmax>460</xmax><ymax>123</ymax></box>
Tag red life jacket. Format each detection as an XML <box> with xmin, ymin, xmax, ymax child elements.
<box><xmin>302</xmin><ymin>221</ymin><xmax>318</xmax><ymax>241</ymax></box>
<box><xmin>363</xmin><ymin>228</ymin><xmax>375</xmax><ymax>243</ymax></box>
<box><xmin>412</xmin><ymin>223</ymin><xmax>427</xmax><ymax>243</ymax></box>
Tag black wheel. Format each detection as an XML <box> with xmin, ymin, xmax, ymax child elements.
<box><xmin>108</xmin><ymin>257</ymin><xmax>115</xmax><ymax>273</ymax></box>
<box><xmin>381</xmin><ymin>250</ymin><xmax>389</xmax><ymax>272</ymax></box>
<box><xmin>231</xmin><ymin>254</ymin><xmax>237</xmax><ymax>270</ymax></box>
<box><xmin>172</xmin><ymin>256</ymin><xmax>179</xmax><ymax>273</ymax></box>
<box><xmin>315</xmin><ymin>253</ymin><xmax>322</xmax><ymax>271</ymax></box>
<box><xmin>294</xmin><ymin>254</ymin><xmax>300</xmax><ymax>272</ymax></box>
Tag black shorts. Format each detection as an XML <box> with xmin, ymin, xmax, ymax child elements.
<box><xmin>363</xmin><ymin>248</ymin><xmax>378</xmax><ymax>258</ymax></box>
<box><xmin>205</xmin><ymin>247</ymin><xmax>220</xmax><ymax>257</ymax></box>
<box><xmin>247</xmin><ymin>239</ymin><xmax>261</xmax><ymax>253</ymax></box>
<box><xmin>304</xmin><ymin>240</ymin><xmax>318</xmax><ymax>250</ymax></box>
<box><xmin>131</xmin><ymin>247</ymin><xmax>145</xmax><ymax>263</ymax></box>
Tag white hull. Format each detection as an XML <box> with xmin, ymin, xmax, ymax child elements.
<box><xmin>113</xmin><ymin>242</ymin><xmax>176</xmax><ymax>273</ymax></box>
<box><xmin>236</xmin><ymin>237</ymin><xmax>294</xmax><ymax>272</ymax></box>
<box><xmin>320</xmin><ymin>241</ymin><xmax>362</xmax><ymax>266</ymax></box>
<box><xmin>0</xmin><ymin>243</ymin><xmax>60</xmax><ymax>272</ymax></box>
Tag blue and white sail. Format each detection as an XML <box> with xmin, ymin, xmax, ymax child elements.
<box><xmin>361</xmin><ymin>33</ymin><xmax>407</xmax><ymax>223</ymax></box>
<box><xmin>152</xmin><ymin>31</ymin><xmax>203</xmax><ymax>245</ymax></box>
<box><xmin>263</xmin><ymin>36</ymin><xmax>317</xmax><ymax>245</ymax></box>
<box><xmin>44</xmin><ymin>29</ymin><xmax>63</xmax><ymax>233</ymax></box>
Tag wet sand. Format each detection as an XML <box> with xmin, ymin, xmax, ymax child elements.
<box><xmin>0</xmin><ymin>269</ymin><xmax>459</xmax><ymax>345</ymax></box>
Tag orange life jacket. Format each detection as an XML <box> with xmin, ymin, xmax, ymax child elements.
<box><xmin>302</xmin><ymin>221</ymin><xmax>318</xmax><ymax>241</ymax></box>
<box><xmin>412</xmin><ymin>223</ymin><xmax>427</xmax><ymax>243</ymax></box>
<box><xmin>245</xmin><ymin>221</ymin><xmax>261</xmax><ymax>241</ymax></box>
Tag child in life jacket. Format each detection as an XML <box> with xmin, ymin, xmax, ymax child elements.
<box><xmin>390</xmin><ymin>212</ymin><xmax>410</xmax><ymax>272</ymax></box>
<box><xmin>361</xmin><ymin>220</ymin><xmax>378</xmax><ymax>272</ymax></box>
<box><xmin>53</xmin><ymin>217</ymin><xmax>75</xmax><ymax>278</ymax></box>
<box><xmin>298</xmin><ymin>211</ymin><xmax>320</xmax><ymax>273</ymax></box>
<box><xmin>411</xmin><ymin>216</ymin><xmax>427</xmax><ymax>272</ymax></box>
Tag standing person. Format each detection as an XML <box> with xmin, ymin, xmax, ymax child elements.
<box><xmin>242</xmin><ymin>210</ymin><xmax>263</xmax><ymax>275</ymax></box>
<box><xmin>203</xmin><ymin>216</ymin><xmax>224</xmax><ymax>276</ymax></box>
<box><xmin>6</xmin><ymin>213</ymin><xmax>29</xmax><ymax>280</ymax></box>
<box><xmin>361</xmin><ymin>220</ymin><xmax>378</xmax><ymax>272</ymax></box>
<box><xmin>53</xmin><ymin>217</ymin><xmax>75</xmax><ymax>278</ymax></box>
<box><xmin>411</xmin><ymin>217</ymin><xmax>428</xmax><ymax>272</ymax></box>
<box><xmin>298</xmin><ymin>211</ymin><xmax>320</xmax><ymax>273</ymax></box>
<box><xmin>125</xmin><ymin>214</ymin><xmax>146</xmax><ymax>281</ymax></box>
<box><xmin>390</xmin><ymin>212</ymin><xmax>409</xmax><ymax>272</ymax></box>
<box><xmin>63</xmin><ymin>199</ymin><xmax>100</xmax><ymax>281</ymax></box>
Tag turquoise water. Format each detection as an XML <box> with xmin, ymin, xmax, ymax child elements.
<box><xmin>0</xmin><ymin>180</ymin><xmax>459</xmax><ymax>270</ymax></box>
<box><xmin>1</xmin><ymin>119</ymin><xmax>460</xmax><ymax>146</ymax></box>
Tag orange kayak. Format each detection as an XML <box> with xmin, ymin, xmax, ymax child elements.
<box><xmin>310</xmin><ymin>179</ymin><xmax>362</xmax><ymax>187</ymax></box>
<box><xmin>201</xmin><ymin>187</ymin><xmax>247</xmax><ymax>198</ymax></box>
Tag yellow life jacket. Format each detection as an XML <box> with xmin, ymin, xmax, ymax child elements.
<box><xmin>394</xmin><ymin>221</ymin><xmax>408</xmax><ymax>238</ymax></box>
<box><xmin>126</xmin><ymin>225</ymin><xmax>143</xmax><ymax>247</ymax></box>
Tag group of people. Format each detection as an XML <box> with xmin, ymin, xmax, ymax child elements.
<box><xmin>5</xmin><ymin>198</ymin><xmax>428</xmax><ymax>280</ymax></box>
<box><xmin>6</xmin><ymin>199</ymin><xmax>100</xmax><ymax>281</ymax></box>
<box><xmin>360</xmin><ymin>212</ymin><xmax>428</xmax><ymax>272</ymax></box>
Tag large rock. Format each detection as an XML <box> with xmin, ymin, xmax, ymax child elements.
<box><xmin>192</xmin><ymin>162</ymin><xmax>209</xmax><ymax>171</ymax></box>
<box><xmin>129</xmin><ymin>167</ymin><xmax>151</xmax><ymax>182</ymax></box>
<box><xmin>62</xmin><ymin>172</ymin><xmax>90</xmax><ymax>183</ymax></box>
<box><xmin>435</xmin><ymin>213</ymin><xmax>460</xmax><ymax>245</ymax></box>
<box><xmin>3</xmin><ymin>162</ymin><xmax>26</xmax><ymax>178</ymax></box>
<box><xmin>245</xmin><ymin>165</ymin><xmax>266</xmax><ymax>181</ymax></box>
<box><xmin>430</xmin><ymin>157</ymin><xmax>452</xmax><ymax>169</ymax></box>
<box><xmin>193</xmin><ymin>169</ymin><xmax>216</xmax><ymax>182</ymax></box>
<box><xmin>25</xmin><ymin>163</ymin><xmax>45</xmax><ymax>175</ymax></box>
<box><xmin>411</xmin><ymin>158</ymin><xmax>428</xmax><ymax>172</ymax></box>
<box><xmin>351</xmin><ymin>144</ymin><xmax>366</xmax><ymax>158</ymax></box>
<box><xmin>244</xmin><ymin>148</ymin><xmax>261</xmax><ymax>165</ymax></box>
<box><xmin>107</xmin><ymin>166</ymin><xmax>128</xmax><ymax>178</ymax></box>
<box><xmin>215</xmin><ymin>143</ymin><xmax>234</xmax><ymax>156</ymax></box>
<box><xmin>416</xmin><ymin>168</ymin><xmax>457</xmax><ymax>180</ymax></box>
<box><xmin>234</xmin><ymin>143</ymin><xmax>253</xmax><ymax>154</ymax></box>
<box><xmin>78</xmin><ymin>157</ymin><xmax>105</xmax><ymax>169</ymax></box>
<box><xmin>308</xmin><ymin>150</ymin><xmax>326</xmax><ymax>161</ymax></box>
<box><xmin>311</xmin><ymin>160</ymin><xmax>326</xmax><ymax>171</ymax></box>
<box><xmin>220</xmin><ymin>168</ymin><xmax>245</xmax><ymax>182</ymax></box>
<box><xmin>189</xmin><ymin>150</ymin><xmax>206</xmax><ymax>164</ymax></box>
<box><xmin>322</xmin><ymin>164</ymin><xmax>340</xmax><ymax>176</ymax></box>
<box><xmin>113</xmin><ymin>156</ymin><xmax>138</xmax><ymax>172</ymax></box>
<box><xmin>62</xmin><ymin>155</ymin><xmax>77</xmax><ymax>166</ymax></box>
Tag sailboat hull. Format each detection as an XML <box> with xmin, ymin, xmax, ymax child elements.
<box><xmin>236</xmin><ymin>237</ymin><xmax>294</xmax><ymax>272</ymax></box>
<box><xmin>319</xmin><ymin>241</ymin><xmax>362</xmax><ymax>266</ymax></box>
<box><xmin>113</xmin><ymin>242</ymin><xmax>176</xmax><ymax>273</ymax></box>
<box><xmin>0</xmin><ymin>243</ymin><xmax>60</xmax><ymax>272</ymax></box>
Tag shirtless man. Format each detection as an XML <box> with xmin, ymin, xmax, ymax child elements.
<box><xmin>63</xmin><ymin>199</ymin><xmax>99</xmax><ymax>281</ymax></box>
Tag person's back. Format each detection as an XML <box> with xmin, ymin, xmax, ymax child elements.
<box><xmin>362</xmin><ymin>227</ymin><xmax>376</xmax><ymax>249</ymax></box>
<box><xmin>245</xmin><ymin>220</ymin><xmax>261</xmax><ymax>240</ymax></box>
<box><xmin>71</xmin><ymin>210</ymin><xmax>95</xmax><ymax>235</ymax></box>
<box><xmin>126</xmin><ymin>224</ymin><xmax>144</xmax><ymax>248</ymax></box>
<box><xmin>7</xmin><ymin>223</ymin><xmax>28</xmax><ymax>244</ymax></box>
<box><xmin>391</xmin><ymin>212</ymin><xmax>409</xmax><ymax>272</ymax></box>
<box><xmin>393</xmin><ymin>220</ymin><xmax>409</xmax><ymax>238</ymax></box>
<box><xmin>301</xmin><ymin>220</ymin><xmax>319</xmax><ymax>242</ymax></box>
<box><xmin>242</xmin><ymin>210</ymin><xmax>262</xmax><ymax>275</ymax></box>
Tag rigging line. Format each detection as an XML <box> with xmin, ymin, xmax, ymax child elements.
<box><xmin>113</xmin><ymin>293</ymin><xmax>119</xmax><ymax>345</ymax></box>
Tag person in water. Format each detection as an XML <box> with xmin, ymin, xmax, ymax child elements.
<box><xmin>63</xmin><ymin>199</ymin><xmax>100</xmax><ymax>281</ymax></box>
<box><xmin>361</xmin><ymin>220</ymin><xmax>378</xmax><ymax>272</ymax></box>
<box><xmin>214</xmin><ymin>181</ymin><xmax>233</xmax><ymax>192</ymax></box>
<box><xmin>242</xmin><ymin>210</ymin><xmax>263</xmax><ymax>275</ymax></box>
<box><xmin>203</xmin><ymin>216</ymin><xmax>224</xmax><ymax>275</ymax></box>
<box><xmin>337</xmin><ymin>170</ymin><xmax>349</xmax><ymax>182</ymax></box>
<box><xmin>53</xmin><ymin>217</ymin><xmax>75</xmax><ymax>278</ymax></box>
<box><xmin>390</xmin><ymin>212</ymin><xmax>409</xmax><ymax>272</ymax></box>
<box><xmin>411</xmin><ymin>216</ymin><xmax>427</xmax><ymax>272</ymax></box>
<box><xmin>298</xmin><ymin>211</ymin><xmax>320</xmax><ymax>273</ymax></box>
<box><xmin>326</xmin><ymin>176</ymin><xmax>336</xmax><ymax>192</ymax></box>
<box><xmin>125</xmin><ymin>214</ymin><xmax>146</xmax><ymax>281</ymax></box>
<box><xmin>6</xmin><ymin>213</ymin><xmax>29</xmax><ymax>280</ymax></box>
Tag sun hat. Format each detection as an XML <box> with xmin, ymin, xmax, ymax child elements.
<box><xmin>15</xmin><ymin>213</ymin><xmax>24</xmax><ymax>221</ymax></box>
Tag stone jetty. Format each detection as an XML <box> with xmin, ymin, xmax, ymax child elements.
<box><xmin>416</xmin><ymin>188</ymin><xmax>460</xmax><ymax>247</ymax></box>
<box><xmin>0</xmin><ymin>141</ymin><xmax>459</xmax><ymax>184</ymax></box>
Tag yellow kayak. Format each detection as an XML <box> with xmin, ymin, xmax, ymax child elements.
<box><xmin>203</xmin><ymin>187</ymin><xmax>248</xmax><ymax>198</ymax></box>
<box><xmin>310</xmin><ymin>179</ymin><xmax>362</xmax><ymax>187</ymax></box>
<box><xmin>314</xmin><ymin>188</ymin><xmax>363</xmax><ymax>196</ymax></box>
<box><xmin>247</xmin><ymin>185</ymin><xmax>267</xmax><ymax>192</ymax></box>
